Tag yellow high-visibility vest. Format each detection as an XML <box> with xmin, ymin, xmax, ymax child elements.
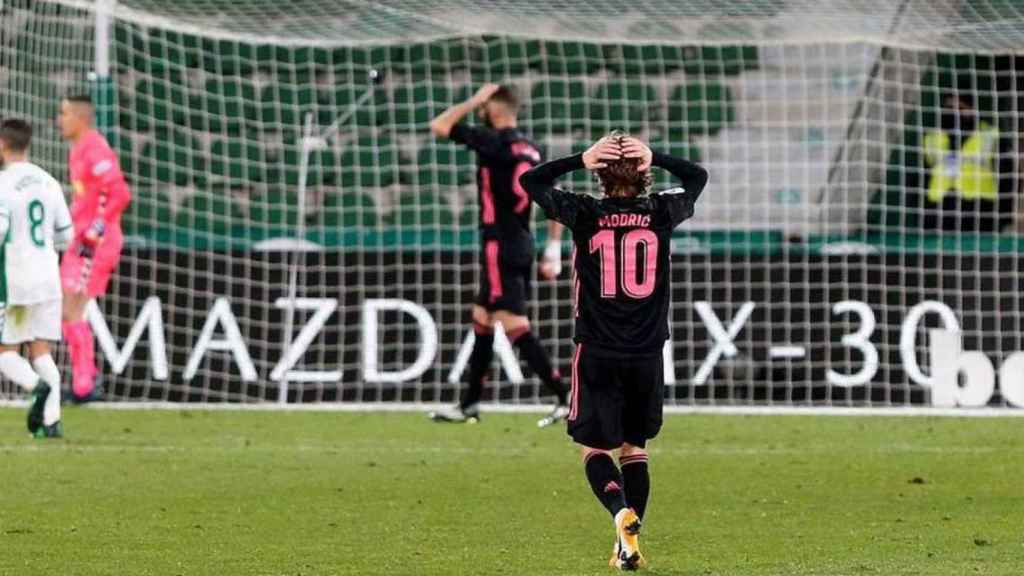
<box><xmin>923</xmin><ymin>122</ymin><xmax>998</xmax><ymax>203</ymax></box>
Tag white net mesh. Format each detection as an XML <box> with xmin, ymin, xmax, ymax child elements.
<box><xmin>1</xmin><ymin>0</ymin><xmax>1023</xmax><ymax>408</ymax></box>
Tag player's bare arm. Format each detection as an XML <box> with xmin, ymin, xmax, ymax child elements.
<box><xmin>429</xmin><ymin>83</ymin><xmax>500</xmax><ymax>139</ymax></box>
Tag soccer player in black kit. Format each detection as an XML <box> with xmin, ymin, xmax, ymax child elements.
<box><xmin>520</xmin><ymin>133</ymin><xmax>708</xmax><ymax>570</ymax></box>
<box><xmin>427</xmin><ymin>84</ymin><xmax>570</xmax><ymax>427</ymax></box>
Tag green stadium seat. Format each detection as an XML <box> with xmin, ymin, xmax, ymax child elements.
<box><xmin>569</xmin><ymin>141</ymin><xmax>599</xmax><ymax>194</ymax></box>
<box><xmin>146</xmin><ymin>29</ymin><xmax>201</xmax><ymax>70</ymax></box>
<box><xmin>13</xmin><ymin>24</ymin><xmax>80</xmax><ymax>72</ymax></box>
<box><xmin>540</xmin><ymin>41</ymin><xmax>602</xmax><ymax>75</ymax></box>
<box><xmin>385</xmin><ymin>192</ymin><xmax>455</xmax><ymax>228</ymax></box>
<box><xmin>176</xmin><ymin>188</ymin><xmax>245</xmax><ymax>238</ymax></box>
<box><xmin>134</xmin><ymin>72</ymin><xmax>188</xmax><ymax>131</ymax></box>
<box><xmin>667</xmin><ymin>83</ymin><xmax>735</xmax><ymax>136</ymax></box>
<box><xmin>391</xmin><ymin>84</ymin><xmax>450</xmax><ymax>128</ymax></box>
<box><xmin>396</xmin><ymin>40</ymin><xmax>473</xmax><ymax>75</ymax></box>
<box><xmin>590</xmin><ymin>81</ymin><xmax>659</xmax><ymax>132</ymax></box>
<box><xmin>458</xmin><ymin>204</ymin><xmax>478</xmax><ymax>228</ymax></box>
<box><xmin>260</xmin><ymin>80</ymin><xmax>316</xmax><ymax>127</ymax></box>
<box><xmin>324</xmin><ymin>83</ymin><xmax>391</xmax><ymax>129</ymax></box>
<box><xmin>114</xmin><ymin>131</ymin><xmax>135</xmax><ymax>183</ymax></box>
<box><xmin>320</xmin><ymin>191</ymin><xmax>379</xmax><ymax>228</ymax></box>
<box><xmin>116</xmin><ymin>85</ymin><xmax>137</xmax><ymax>131</ymax></box>
<box><xmin>529</xmin><ymin>79</ymin><xmax>588</xmax><ymax>133</ymax></box>
<box><xmin>483</xmin><ymin>38</ymin><xmax>538</xmax><ymax>76</ymax></box>
<box><xmin>279</xmin><ymin>143</ymin><xmax>339</xmax><ymax>187</ymax></box>
<box><xmin>249</xmin><ymin>189</ymin><xmax>299</xmax><ymax>230</ymax></box>
<box><xmin>191</xmin><ymin>78</ymin><xmax>259</xmax><ymax>134</ymax></box>
<box><xmin>3</xmin><ymin>75</ymin><xmax>60</xmax><ymax>130</ymax></box>
<box><xmin>339</xmin><ymin>135</ymin><xmax>399</xmax><ymax>189</ymax></box>
<box><xmin>122</xmin><ymin>187</ymin><xmax>173</xmax><ymax>238</ymax></box>
<box><xmin>412</xmin><ymin>143</ymin><xmax>475</xmax><ymax>187</ymax></box>
<box><xmin>270</xmin><ymin>45</ymin><xmax>328</xmax><ymax>70</ymax></box>
<box><xmin>209</xmin><ymin>137</ymin><xmax>266</xmax><ymax>184</ymax></box>
<box><xmin>682</xmin><ymin>46</ymin><xmax>759</xmax><ymax>76</ymax></box>
<box><xmin>609</xmin><ymin>45</ymin><xmax>685</xmax><ymax>75</ymax></box>
<box><xmin>137</xmin><ymin>129</ymin><xmax>205</xmax><ymax>186</ymax></box>
<box><xmin>198</xmin><ymin>38</ymin><xmax>257</xmax><ymax>75</ymax></box>
<box><xmin>114</xmin><ymin>26</ymin><xmax>151</xmax><ymax>74</ymax></box>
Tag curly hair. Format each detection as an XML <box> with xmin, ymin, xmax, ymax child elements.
<box><xmin>596</xmin><ymin>132</ymin><xmax>652</xmax><ymax>198</ymax></box>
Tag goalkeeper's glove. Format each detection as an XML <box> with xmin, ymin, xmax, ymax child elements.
<box><xmin>77</xmin><ymin>219</ymin><xmax>105</xmax><ymax>257</ymax></box>
<box><xmin>539</xmin><ymin>240</ymin><xmax>562</xmax><ymax>279</ymax></box>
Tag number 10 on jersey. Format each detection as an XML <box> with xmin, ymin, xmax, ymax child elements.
<box><xmin>589</xmin><ymin>229</ymin><xmax>659</xmax><ymax>299</ymax></box>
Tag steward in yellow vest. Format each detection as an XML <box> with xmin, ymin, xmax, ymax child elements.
<box><xmin>921</xmin><ymin>93</ymin><xmax>1012</xmax><ymax>232</ymax></box>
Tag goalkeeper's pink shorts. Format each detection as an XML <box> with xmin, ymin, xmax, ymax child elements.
<box><xmin>61</xmin><ymin>237</ymin><xmax>122</xmax><ymax>297</ymax></box>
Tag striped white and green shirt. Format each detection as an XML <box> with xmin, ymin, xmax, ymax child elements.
<box><xmin>0</xmin><ymin>161</ymin><xmax>73</xmax><ymax>305</ymax></box>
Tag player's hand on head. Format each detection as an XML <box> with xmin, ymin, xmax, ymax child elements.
<box><xmin>583</xmin><ymin>137</ymin><xmax>622</xmax><ymax>170</ymax></box>
<box><xmin>471</xmin><ymin>83</ymin><xmax>501</xmax><ymax>107</ymax></box>
<box><xmin>620</xmin><ymin>137</ymin><xmax>653</xmax><ymax>171</ymax></box>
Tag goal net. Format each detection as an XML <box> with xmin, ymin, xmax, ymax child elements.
<box><xmin>1</xmin><ymin>0</ymin><xmax>1023</xmax><ymax>409</ymax></box>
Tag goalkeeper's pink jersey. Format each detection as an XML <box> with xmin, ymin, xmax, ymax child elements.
<box><xmin>68</xmin><ymin>129</ymin><xmax>130</xmax><ymax>248</ymax></box>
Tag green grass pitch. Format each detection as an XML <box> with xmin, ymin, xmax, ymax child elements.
<box><xmin>1</xmin><ymin>408</ymin><xmax>1021</xmax><ymax>575</ymax></box>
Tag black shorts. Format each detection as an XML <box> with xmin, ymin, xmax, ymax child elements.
<box><xmin>475</xmin><ymin>239</ymin><xmax>531</xmax><ymax>316</ymax></box>
<box><xmin>567</xmin><ymin>344</ymin><xmax>665</xmax><ymax>450</ymax></box>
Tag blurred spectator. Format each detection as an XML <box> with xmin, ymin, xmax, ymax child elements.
<box><xmin>921</xmin><ymin>90</ymin><xmax>1015</xmax><ymax>232</ymax></box>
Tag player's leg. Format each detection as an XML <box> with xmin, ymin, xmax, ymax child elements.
<box><xmin>61</xmin><ymin>283</ymin><xmax>97</xmax><ymax>401</ymax></box>
<box><xmin>493</xmin><ymin>310</ymin><xmax>567</xmax><ymax>403</ymax></box>
<box><xmin>492</xmin><ymin>268</ymin><xmax>568</xmax><ymax>425</ymax></box>
<box><xmin>582</xmin><ymin>445</ymin><xmax>628</xmax><ymax>520</ymax></box>
<box><xmin>494</xmin><ymin>309</ymin><xmax>568</xmax><ymax>427</ymax></box>
<box><xmin>619</xmin><ymin>444</ymin><xmax>650</xmax><ymax>521</ymax></box>
<box><xmin>29</xmin><ymin>339</ymin><xmax>62</xmax><ymax>438</ymax></box>
<box><xmin>431</xmin><ymin>244</ymin><xmax>501</xmax><ymax>423</ymax></box>
<box><xmin>430</xmin><ymin>305</ymin><xmax>493</xmax><ymax>423</ymax></box>
<box><xmin>619</xmin><ymin>357</ymin><xmax>658</xmax><ymax>522</ymax></box>
<box><xmin>570</xmin><ymin>345</ymin><xmax>625</xmax><ymax>516</ymax></box>
<box><xmin>26</xmin><ymin>300</ymin><xmax>63</xmax><ymax>437</ymax></box>
<box><xmin>487</xmin><ymin>245</ymin><xmax>568</xmax><ymax>422</ymax></box>
<box><xmin>461</xmin><ymin>305</ymin><xmax>494</xmax><ymax>411</ymax></box>
<box><xmin>614</xmin><ymin>355</ymin><xmax>666</xmax><ymax>569</ymax></box>
<box><xmin>0</xmin><ymin>306</ymin><xmax>48</xmax><ymax>434</ymax></box>
<box><xmin>61</xmin><ymin>241</ymin><xmax>120</xmax><ymax>403</ymax></box>
<box><xmin>568</xmin><ymin>346</ymin><xmax>642</xmax><ymax>570</ymax></box>
<box><xmin>460</xmin><ymin>303</ymin><xmax>495</xmax><ymax>409</ymax></box>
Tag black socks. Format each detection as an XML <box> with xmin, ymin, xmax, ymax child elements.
<box><xmin>620</xmin><ymin>454</ymin><xmax>650</xmax><ymax>520</ymax></box>
<box><xmin>509</xmin><ymin>328</ymin><xmax>568</xmax><ymax>405</ymax></box>
<box><xmin>585</xmin><ymin>452</ymin><xmax>627</xmax><ymax>518</ymax></box>
<box><xmin>460</xmin><ymin>323</ymin><xmax>494</xmax><ymax>409</ymax></box>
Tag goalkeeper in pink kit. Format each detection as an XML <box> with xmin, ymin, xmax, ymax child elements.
<box><xmin>57</xmin><ymin>95</ymin><xmax>131</xmax><ymax>402</ymax></box>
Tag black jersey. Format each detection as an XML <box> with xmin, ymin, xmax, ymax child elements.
<box><xmin>450</xmin><ymin>124</ymin><xmax>542</xmax><ymax>251</ymax></box>
<box><xmin>520</xmin><ymin>152</ymin><xmax>708</xmax><ymax>357</ymax></box>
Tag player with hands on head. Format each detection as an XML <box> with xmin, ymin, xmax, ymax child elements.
<box><xmin>427</xmin><ymin>83</ymin><xmax>570</xmax><ymax>428</ymax></box>
<box><xmin>520</xmin><ymin>132</ymin><xmax>708</xmax><ymax>570</ymax></box>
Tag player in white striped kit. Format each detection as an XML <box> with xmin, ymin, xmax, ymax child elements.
<box><xmin>0</xmin><ymin>118</ymin><xmax>73</xmax><ymax>438</ymax></box>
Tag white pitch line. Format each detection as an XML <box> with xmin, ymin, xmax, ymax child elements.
<box><xmin>2</xmin><ymin>400</ymin><xmax>1024</xmax><ymax>418</ymax></box>
<box><xmin>0</xmin><ymin>441</ymin><xmax>1010</xmax><ymax>456</ymax></box>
